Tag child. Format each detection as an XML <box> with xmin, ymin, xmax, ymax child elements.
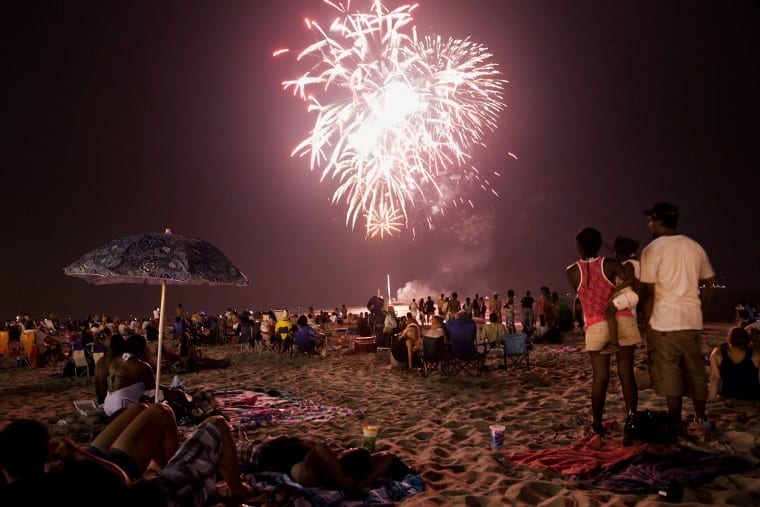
<box><xmin>604</xmin><ymin>236</ymin><xmax>641</xmax><ymax>353</ymax></box>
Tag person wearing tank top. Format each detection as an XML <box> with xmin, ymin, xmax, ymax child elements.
<box><xmin>567</xmin><ymin>227</ymin><xmax>641</xmax><ymax>436</ymax></box>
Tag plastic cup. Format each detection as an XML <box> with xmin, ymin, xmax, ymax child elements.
<box><xmin>489</xmin><ymin>424</ymin><xmax>505</xmax><ymax>451</ymax></box>
<box><xmin>362</xmin><ymin>425</ymin><xmax>380</xmax><ymax>452</ymax></box>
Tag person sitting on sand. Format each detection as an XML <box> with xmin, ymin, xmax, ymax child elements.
<box><xmin>566</xmin><ymin>227</ymin><xmax>641</xmax><ymax>436</ymax></box>
<box><xmin>708</xmin><ymin>327</ymin><xmax>760</xmax><ymax>401</ymax></box>
<box><xmin>178</xmin><ymin>332</ymin><xmax>231</xmax><ymax>372</ymax></box>
<box><xmin>293</xmin><ymin>315</ymin><xmax>323</xmax><ymax>354</ymax></box>
<box><xmin>392</xmin><ymin>312</ymin><xmax>422</xmax><ymax>370</ymax></box>
<box><xmin>95</xmin><ymin>334</ymin><xmax>126</xmax><ymax>405</ymax></box>
<box><xmin>247</xmin><ymin>435</ymin><xmax>407</xmax><ymax>492</ymax></box>
<box><xmin>0</xmin><ymin>403</ymin><xmax>253</xmax><ymax>506</ymax></box>
<box><xmin>104</xmin><ymin>334</ymin><xmax>155</xmax><ymax>419</ymax></box>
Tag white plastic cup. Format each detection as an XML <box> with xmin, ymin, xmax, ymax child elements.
<box><xmin>489</xmin><ymin>424</ymin><xmax>505</xmax><ymax>451</ymax></box>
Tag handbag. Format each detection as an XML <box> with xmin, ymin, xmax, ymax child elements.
<box><xmin>623</xmin><ymin>410</ymin><xmax>677</xmax><ymax>444</ymax></box>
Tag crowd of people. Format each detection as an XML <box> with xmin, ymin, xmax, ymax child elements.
<box><xmin>2</xmin><ymin>200</ymin><xmax>759</xmax><ymax>506</ymax></box>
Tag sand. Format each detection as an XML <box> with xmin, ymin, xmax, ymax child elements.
<box><xmin>1</xmin><ymin>322</ymin><xmax>758</xmax><ymax>506</ymax></box>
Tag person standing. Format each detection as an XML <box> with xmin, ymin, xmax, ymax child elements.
<box><xmin>437</xmin><ymin>294</ymin><xmax>446</xmax><ymax>317</ymax></box>
<box><xmin>566</xmin><ymin>227</ymin><xmax>641</xmax><ymax>436</ymax></box>
<box><xmin>520</xmin><ymin>291</ymin><xmax>535</xmax><ymax>334</ymax></box>
<box><xmin>489</xmin><ymin>293</ymin><xmax>502</xmax><ymax>324</ymax></box>
<box><xmin>640</xmin><ymin>202</ymin><xmax>716</xmax><ymax>432</ymax></box>
<box><xmin>448</xmin><ymin>292</ymin><xmax>462</xmax><ymax>318</ymax></box>
<box><xmin>424</xmin><ymin>296</ymin><xmax>436</xmax><ymax>325</ymax></box>
<box><xmin>503</xmin><ymin>290</ymin><xmax>516</xmax><ymax>333</ymax></box>
<box><xmin>408</xmin><ymin>299</ymin><xmax>418</xmax><ymax>321</ymax></box>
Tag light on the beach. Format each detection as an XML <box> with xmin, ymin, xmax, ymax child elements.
<box><xmin>278</xmin><ymin>0</ymin><xmax>508</xmax><ymax>236</ymax></box>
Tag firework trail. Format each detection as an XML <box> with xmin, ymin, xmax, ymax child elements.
<box><xmin>278</xmin><ymin>0</ymin><xmax>507</xmax><ymax>237</ymax></box>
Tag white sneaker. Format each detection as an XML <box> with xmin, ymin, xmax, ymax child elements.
<box><xmin>693</xmin><ymin>417</ymin><xmax>714</xmax><ymax>432</ymax></box>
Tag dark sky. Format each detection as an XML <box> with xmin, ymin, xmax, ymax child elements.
<box><xmin>3</xmin><ymin>0</ymin><xmax>758</xmax><ymax>319</ymax></box>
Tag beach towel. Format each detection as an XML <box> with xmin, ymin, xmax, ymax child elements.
<box><xmin>242</xmin><ymin>471</ymin><xmax>424</xmax><ymax>506</ymax></box>
<box><xmin>504</xmin><ymin>435</ymin><xmax>751</xmax><ymax>495</ymax></box>
<box><xmin>570</xmin><ymin>446</ymin><xmax>750</xmax><ymax>494</ymax></box>
<box><xmin>505</xmin><ymin>435</ymin><xmax>649</xmax><ymax>475</ymax></box>
<box><xmin>214</xmin><ymin>388</ymin><xmax>355</xmax><ymax>431</ymax></box>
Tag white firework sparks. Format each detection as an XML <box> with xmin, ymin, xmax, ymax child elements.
<box><xmin>279</xmin><ymin>0</ymin><xmax>507</xmax><ymax>237</ymax></box>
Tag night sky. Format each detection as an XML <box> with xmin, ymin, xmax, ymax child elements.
<box><xmin>3</xmin><ymin>0</ymin><xmax>758</xmax><ymax>320</ymax></box>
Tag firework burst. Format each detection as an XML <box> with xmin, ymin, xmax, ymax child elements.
<box><xmin>278</xmin><ymin>0</ymin><xmax>507</xmax><ymax>237</ymax></box>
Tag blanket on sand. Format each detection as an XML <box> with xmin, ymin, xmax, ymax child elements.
<box><xmin>570</xmin><ymin>445</ymin><xmax>750</xmax><ymax>494</ymax></box>
<box><xmin>242</xmin><ymin>472</ymin><xmax>424</xmax><ymax>506</ymax></box>
<box><xmin>503</xmin><ymin>436</ymin><xmax>750</xmax><ymax>494</ymax></box>
<box><xmin>214</xmin><ymin>388</ymin><xmax>355</xmax><ymax>430</ymax></box>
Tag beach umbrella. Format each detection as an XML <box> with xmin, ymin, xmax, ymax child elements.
<box><xmin>63</xmin><ymin>228</ymin><xmax>248</xmax><ymax>402</ymax></box>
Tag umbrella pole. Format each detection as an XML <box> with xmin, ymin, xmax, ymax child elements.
<box><xmin>155</xmin><ymin>280</ymin><xmax>166</xmax><ymax>403</ymax></box>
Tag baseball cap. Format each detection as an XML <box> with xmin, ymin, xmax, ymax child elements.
<box><xmin>644</xmin><ymin>202</ymin><xmax>679</xmax><ymax>221</ymax></box>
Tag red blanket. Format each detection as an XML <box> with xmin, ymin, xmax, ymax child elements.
<box><xmin>507</xmin><ymin>435</ymin><xmax>648</xmax><ymax>475</ymax></box>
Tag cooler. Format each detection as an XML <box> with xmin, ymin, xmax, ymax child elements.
<box><xmin>354</xmin><ymin>336</ymin><xmax>375</xmax><ymax>353</ymax></box>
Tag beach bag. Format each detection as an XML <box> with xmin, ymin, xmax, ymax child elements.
<box><xmin>624</xmin><ymin>410</ymin><xmax>677</xmax><ymax>444</ymax></box>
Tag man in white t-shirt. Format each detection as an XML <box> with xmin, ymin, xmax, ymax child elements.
<box><xmin>640</xmin><ymin>201</ymin><xmax>715</xmax><ymax>433</ymax></box>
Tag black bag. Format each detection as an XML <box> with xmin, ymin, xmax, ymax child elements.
<box><xmin>624</xmin><ymin>410</ymin><xmax>677</xmax><ymax>444</ymax></box>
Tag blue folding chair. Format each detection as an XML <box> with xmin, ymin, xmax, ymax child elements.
<box><xmin>503</xmin><ymin>333</ymin><xmax>530</xmax><ymax>371</ymax></box>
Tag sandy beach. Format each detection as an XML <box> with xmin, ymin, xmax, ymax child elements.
<box><xmin>1</xmin><ymin>321</ymin><xmax>758</xmax><ymax>505</ymax></box>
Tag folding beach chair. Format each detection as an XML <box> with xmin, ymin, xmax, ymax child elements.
<box><xmin>72</xmin><ymin>349</ymin><xmax>91</xmax><ymax>378</ymax></box>
<box><xmin>446</xmin><ymin>316</ymin><xmax>485</xmax><ymax>377</ymax></box>
<box><xmin>503</xmin><ymin>333</ymin><xmax>530</xmax><ymax>371</ymax></box>
<box><xmin>8</xmin><ymin>341</ymin><xmax>31</xmax><ymax>367</ymax></box>
<box><xmin>448</xmin><ymin>332</ymin><xmax>486</xmax><ymax>377</ymax></box>
<box><xmin>420</xmin><ymin>336</ymin><xmax>448</xmax><ymax>377</ymax></box>
<box><xmin>238</xmin><ymin>332</ymin><xmax>252</xmax><ymax>353</ymax></box>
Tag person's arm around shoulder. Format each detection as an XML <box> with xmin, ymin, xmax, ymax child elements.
<box><xmin>708</xmin><ymin>346</ymin><xmax>722</xmax><ymax>401</ymax></box>
<box><xmin>604</xmin><ymin>258</ymin><xmax>631</xmax><ymax>293</ymax></box>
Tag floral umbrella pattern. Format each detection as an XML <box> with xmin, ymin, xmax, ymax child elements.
<box><xmin>63</xmin><ymin>230</ymin><xmax>248</xmax><ymax>287</ymax></box>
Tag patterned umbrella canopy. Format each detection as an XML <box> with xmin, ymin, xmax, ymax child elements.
<box><xmin>64</xmin><ymin>229</ymin><xmax>248</xmax><ymax>401</ymax></box>
<box><xmin>63</xmin><ymin>229</ymin><xmax>248</xmax><ymax>287</ymax></box>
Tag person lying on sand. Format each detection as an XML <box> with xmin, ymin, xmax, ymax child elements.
<box><xmin>0</xmin><ymin>402</ymin><xmax>253</xmax><ymax>506</ymax></box>
<box><xmin>248</xmin><ymin>435</ymin><xmax>411</xmax><ymax>492</ymax></box>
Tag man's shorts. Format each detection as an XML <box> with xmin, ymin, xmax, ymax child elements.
<box><xmin>158</xmin><ymin>420</ymin><xmax>223</xmax><ymax>506</ymax></box>
<box><xmin>585</xmin><ymin>316</ymin><xmax>642</xmax><ymax>352</ymax></box>
<box><xmin>647</xmin><ymin>329</ymin><xmax>707</xmax><ymax>400</ymax></box>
